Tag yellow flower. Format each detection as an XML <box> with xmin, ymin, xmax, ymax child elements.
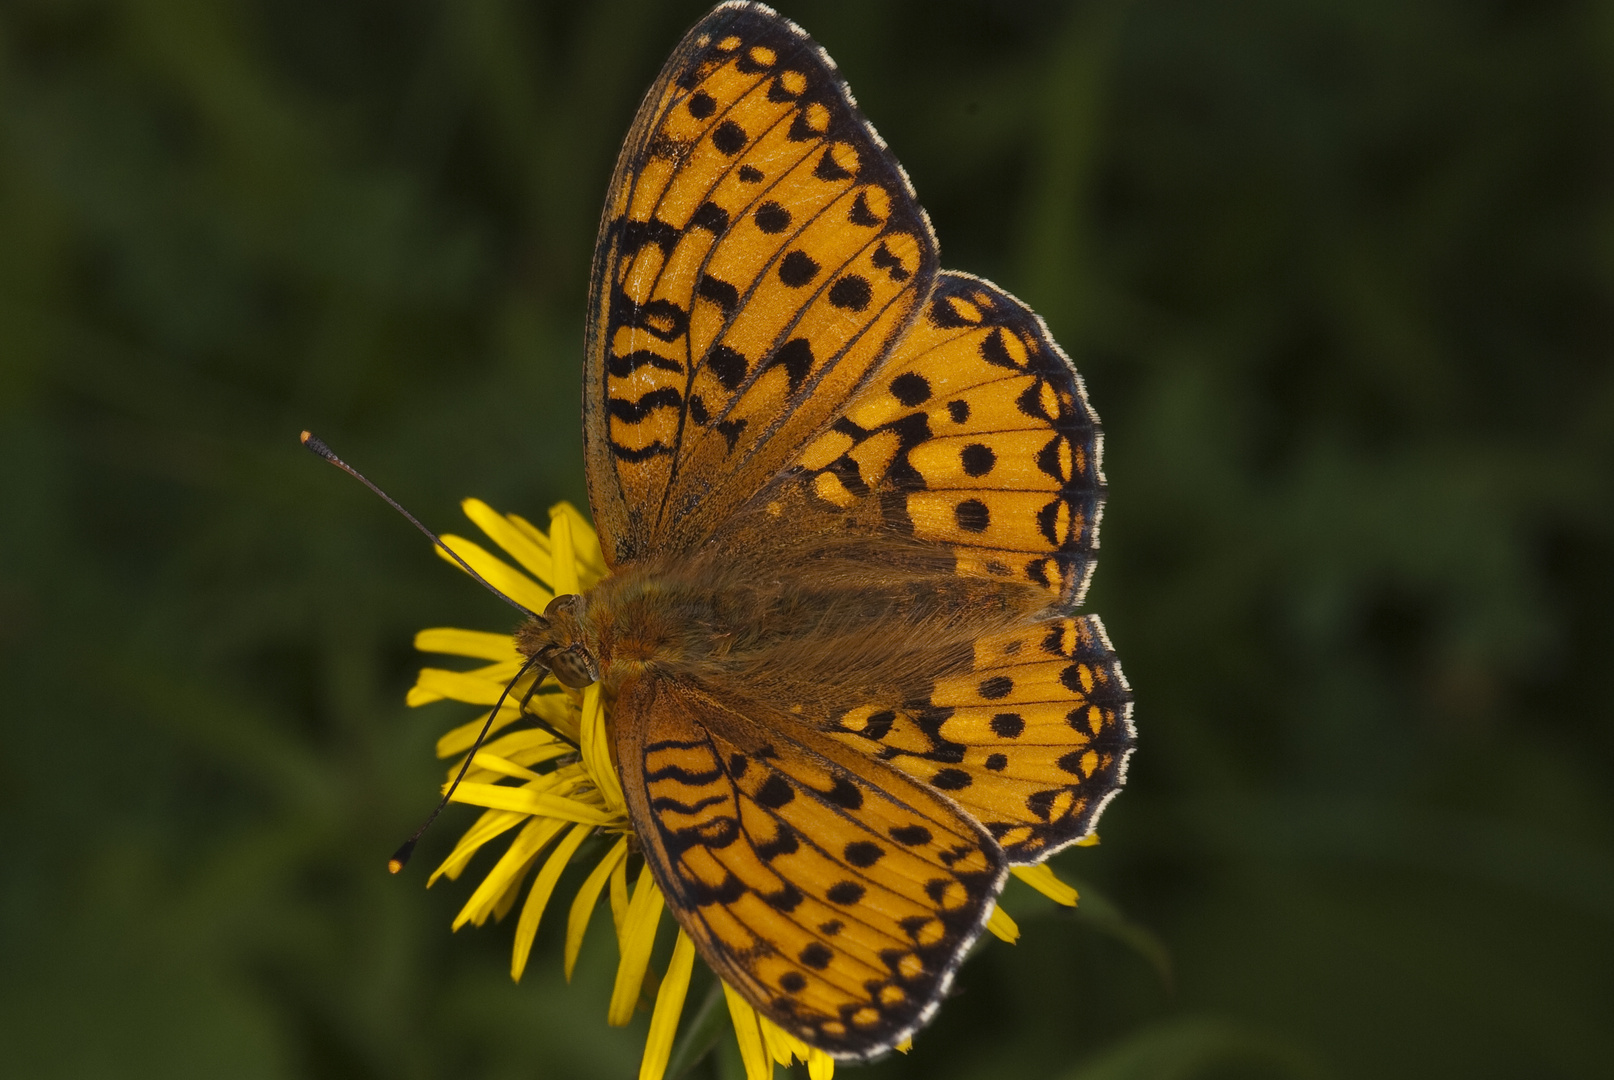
<box><xmin>407</xmin><ymin>498</ymin><xmax>1087</xmax><ymax>1078</ymax></box>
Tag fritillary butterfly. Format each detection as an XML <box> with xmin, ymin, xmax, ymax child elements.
<box><xmin>519</xmin><ymin>2</ymin><xmax>1135</xmax><ymax>1059</ymax></box>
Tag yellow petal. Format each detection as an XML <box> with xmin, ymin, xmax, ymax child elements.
<box><xmin>608</xmin><ymin>864</ymin><xmax>664</xmax><ymax>1026</ymax></box>
<box><xmin>1011</xmin><ymin>863</ymin><xmax>1079</xmax><ymax>907</ymax></box>
<box><xmin>807</xmin><ymin>1047</ymin><xmax>835</xmax><ymax>1080</ymax></box>
<box><xmin>463</xmin><ymin>498</ymin><xmax>555</xmax><ymax>588</ymax></box>
<box><xmin>580</xmin><ymin>682</ymin><xmax>626</xmax><ymax>812</ymax></box>
<box><xmin>526</xmin><ymin>685</ymin><xmax>582</xmax><ymax>743</ymax></box>
<box><xmin>895</xmin><ymin>1038</ymin><xmax>912</xmax><ymax>1053</ymax></box>
<box><xmin>1076</xmin><ymin>833</ymin><xmax>1100</xmax><ymax>847</ymax></box>
<box><xmin>448</xmin><ymin>751</ymin><xmax>541</xmax><ymax>784</ymax></box>
<box><xmin>638</xmin><ymin>930</ymin><xmax>697</xmax><ymax>1080</ymax></box>
<box><xmin>406</xmin><ymin>685</ymin><xmax>445</xmax><ymax>707</ymax></box>
<box><xmin>721</xmin><ymin>982</ymin><xmax>772</xmax><ymax>1080</ymax></box>
<box><xmin>413</xmin><ymin>627</ymin><xmax>520</xmax><ymax>661</ymax></box>
<box><xmin>549</xmin><ymin>500</ymin><xmax>607</xmax><ymax>580</ymax></box>
<box><xmin>429</xmin><ymin>771</ymin><xmax>585</xmax><ymax>883</ymax></box>
<box><xmin>491</xmin><ymin>863</ymin><xmax>525</xmax><ymax>922</ymax></box>
<box><xmin>435</xmin><ymin>534</ymin><xmax>552</xmax><ymax>613</ymax></box>
<box><xmin>484</xmin><ymin>728</ymin><xmax>560</xmax><ymax>751</ymax></box>
<box><xmin>566</xmin><ymin>836</ymin><xmax>628</xmax><ymax>982</ymax></box>
<box><xmin>511</xmin><ymin>821</ymin><xmax>593</xmax><ymax>981</ymax></box>
<box><xmin>447</xmin><ymin>781</ymin><xmax>615</xmax><ymax>826</ymax></box>
<box><xmin>452</xmin><ymin>815</ymin><xmax>566</xmax><ymax>930</ymax></box>
<box><xmin>986</xmin><ymin>904</ymin><xmax>1019</xmax><ymax>943</ymax></box>
<box><xmin>759</xmin><ymin>1016</ymin><xmax>810</xmax><ymax>1067</ymax></box>
<box><xmin>483</xmin><ymin>727</ymin><xmax>566</xmax><ymax>763</ymax></box>
<box><xmin>434</xmin><ymin>705</ymin><xmax>524</xmax><ymax>757</ymax></box>
<box><xmin>550</xmin><ymin>509</ymin><xmax>579</xmax><ymax>596</ymax></box>
<box><xmin>609</xmin><ymin>849</ymin><xmax>630</xmax><ymax>940</ymax></box>
<box><xmin>411</xmin><ymin>665</ymin><xmax>531</xmax><ymax>708</ymax></box>
<box><xmin>429</xmin><ymin>808</ymin><xmax>525</xmax><ymax>885</ymax></box>
<box><xmin>759</xmin><ymin>1014</ymin><xmax>791</xmax><ymax>1067</ymax></box>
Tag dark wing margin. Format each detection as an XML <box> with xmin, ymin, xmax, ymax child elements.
<box><xmin>582</xmin><ymin>1</ymin><xmax>939</xmax><ymax>567</ymax></box>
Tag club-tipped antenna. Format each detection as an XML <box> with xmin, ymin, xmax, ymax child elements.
<box><xmin>387</xmin><ymin>652</ymin><xmax>547</xmax><ymax>873</ymax></box>
<box><xmin>300</xmin><ymin>431</ymin><xmax>536</xmax><ymax>618</ymax></box>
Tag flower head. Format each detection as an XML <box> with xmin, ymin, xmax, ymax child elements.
<box><xmin>407</xmin><ymin>498</ymin><xmax>1085</xmax><ymax>1077</ymax></box>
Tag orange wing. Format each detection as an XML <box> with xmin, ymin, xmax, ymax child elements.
<box><xmin>782</xmin><ymin>271</ymin><xmax>1109</xmax><ymax>609</ymax></box>
<box><xmin>584</xmin><ymin>2</ymin><xmax>939</xmax><ymax>567</ymax></box>
<box><xmin>617</xmin><ymin>673</ymin><xmax>1006</xmax><ymax>1060</ymax></box>
<box><xmin>830</xmin><ymin>614</ymin><xmax>1133</xmax><ymax>864</ymax></box>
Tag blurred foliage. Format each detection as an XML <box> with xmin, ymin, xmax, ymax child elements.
<box><xmin>2</xmin><ymin>0</ymin><xmax>1612</xmax><ymax>1077</ymax></box>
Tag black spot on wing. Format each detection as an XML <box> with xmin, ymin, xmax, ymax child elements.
<box><xmin>826</xmin><ymin>880</ymin><xmax>865</xmax><ymax>905</ymax></box>
<box><xmin>690</xmin><ymin>200</ymin><xmax>730</xmax><ymax>234</ymax></box>
<box><xmin>979</xmin><ymin>675</ymin><xmax>1013</xmax><ymax>699</ymax></box>
<box><xmin>645</xmin><ymin>760</ymin><xmax>725</xmax><ymax>784</ymax></box>
<box><xmin>848</xmin><ymin>190</ymin><xmax>883</xmax><ymax>227</ymax></box>
<box><xmin>766</xmin><ymin>337</ymin><xmax>815</xmax><ymax>391</ymax></box>
<box><xmin>871</xmin><ymin>240</ymin><xmax>911</xmax><ymax>282</ymax></box>
<box><xmin>755</xmin><ymin>773</ymin><xmax>795</xmax><ymax>808</ymax></box>
<box><xmin>608</xmin><ymin>350</ymin><xmax>684</xmax><ymax>378</ymax></box>
<box><xmin>779</xmin><ymin>249</ymin><xmax>820</xmax><ymax>287</ymax></box>
<box><xmin>616</xmin><ymin>215</ymin><xmax>680</xmax><ymax>258</ymax></box>
<box><xmin>989</xmin><ymin>712</ymin><xmax>1024</xmax><ymax>738</ymax></box>
<box><xmin>608</xmin><ymin>387</ymin><xmax>683</xmax><ymax>422</ymax></box>
<box><xmin>706</xmin><ymin>344</ymin><xmax>749</xmax><ymax>390</ymax></box>
<box><xmin>612</xmin><ymin>294</ymin><xmax>688</xmax><ymax>342</ymax></box>
<box><xmin>890</xmin><ymin>824</ymin><xmax>931</xmax><ymax>846</ymax></box>
<box><xmin>961</xmin><ymin>443</ymin><xmax>996</xmax><ymax>477</ymax></box>
<box><xmin>826</xmin><ymin>777</ymin><xmax>863</xmax><ymax>809</ymax></box>
<box><xmin>813</xmin><ymin>145</ymin><xmax>854</xmax><ymax>181</ymax></box>
<box><xmin>610</xmin><ymin>439</ymin><xmax>673</xmax><ymax>463</ymax></box>
<box><xmin>754</xmin><ymin>201</ymin><xmax>792</xmax><ymax>233</ymax></box>
<box><xmin>712</xmin><ymin>119</ymin><xmax>747</xmax><ymax>154</ymax></box>
<box><xmin>889</xmin><ymin>372</ymin><xmax>930</xmax><ymax>407</ymax></box>
<box><xmin>844</xmin><ymin>841</ymin><xmax>884</xmax><ymax>868</ymax></box>
<box><xmin>955</xmin><ymin>498</ymin><xmax>989</xmax><ymax>533</ymax></box>
<box><xmin>698</xmin><ymin>274</ymin><xmax>740</xmax><ymax>314</ymax></box>
<box><xmin>756</xmin><ymin>824</ymin><xmax>799</xmax><ymax>861</ymax></box>
<box><xmin>716</xmin><ymin>417</ymin><xmax>747</xmax><ymax>451</ymax></box>
<box><xmin>687</xmin><ymin>90</ymin><xmax>716</xmax><ymax>118</ymax></box>
<box><xmin>828</xmin><ymin>274</ymin><xmax>873</xmax><ymax>311</ymax></box>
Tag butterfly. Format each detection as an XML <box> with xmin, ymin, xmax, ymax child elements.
<box><xmin>517</xmin><ymin>1</ymin><xmax>1134</xmax><ymax>1060</ymax></box>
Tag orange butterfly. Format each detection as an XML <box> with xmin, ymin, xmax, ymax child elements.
<box><xmin>514</xmin><ymin>1</ymin><xmax>1134</xmax><ymax>1060</ymax></box>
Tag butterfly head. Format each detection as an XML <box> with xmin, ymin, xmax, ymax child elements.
<box><xmin>516</xmin><ymin>594</ymin><xmax>600</xmax><ymax>688</ymax></box>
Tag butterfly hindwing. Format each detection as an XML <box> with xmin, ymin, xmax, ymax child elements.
<box><xmin>585</xmin><ymin>2</ymin><xmax>939</xmax><ymax>567</ymax></box>
<box><xmin>793</xmin><ymin>272</ymin><xmax>1107</xmax><ymax>608</ymax></box>
<box><xmin>830</xmin><ymin>614</ymin><xmax>1134</xmax><ymax>863</ymax></box>
<box><xmin>617</xmin><ymin>672</ymin><xmax>1007</xmax><ymax>1060</ymax></box>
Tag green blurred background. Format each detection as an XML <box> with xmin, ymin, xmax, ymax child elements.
<box><xmin>3</xmin><ymin>0</ymin><xmax>1612</xmax><ymax>1077</ymax></box>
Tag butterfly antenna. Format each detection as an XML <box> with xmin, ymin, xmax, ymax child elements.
<box><xmin>517</xmin><ymin>675</ymin><xmax>581</xmax><ymax>750</ymax></box>
<box><xmin>300</xmin><ymin>431</ymin><xmax>536</xmax><ymax>618</ymax></box>
<box><xmin>388</xmin><ymin>652</ymin><xmax>547</xmax><ymax>873</ymax></box>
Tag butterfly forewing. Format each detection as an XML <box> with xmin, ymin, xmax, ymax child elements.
<box><xmin>617</xmin><ymin>674</ymin><xmax>1006</xmax><ymax>1059</ymax></box>
<box><xmin>585</xmin><ymin>3</ymin><xmax>938</xmax><ymax>566</ymax></box>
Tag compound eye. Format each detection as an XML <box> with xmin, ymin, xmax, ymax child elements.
<box><xmin>545</xmin><ymin>644</ymin><xmax>598</xmax><ymax>688</ymax></box>
<box><xmin>544</xmin><ymin>593</ymin><xmax>585</xmax><ymax>619</ymax></box>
